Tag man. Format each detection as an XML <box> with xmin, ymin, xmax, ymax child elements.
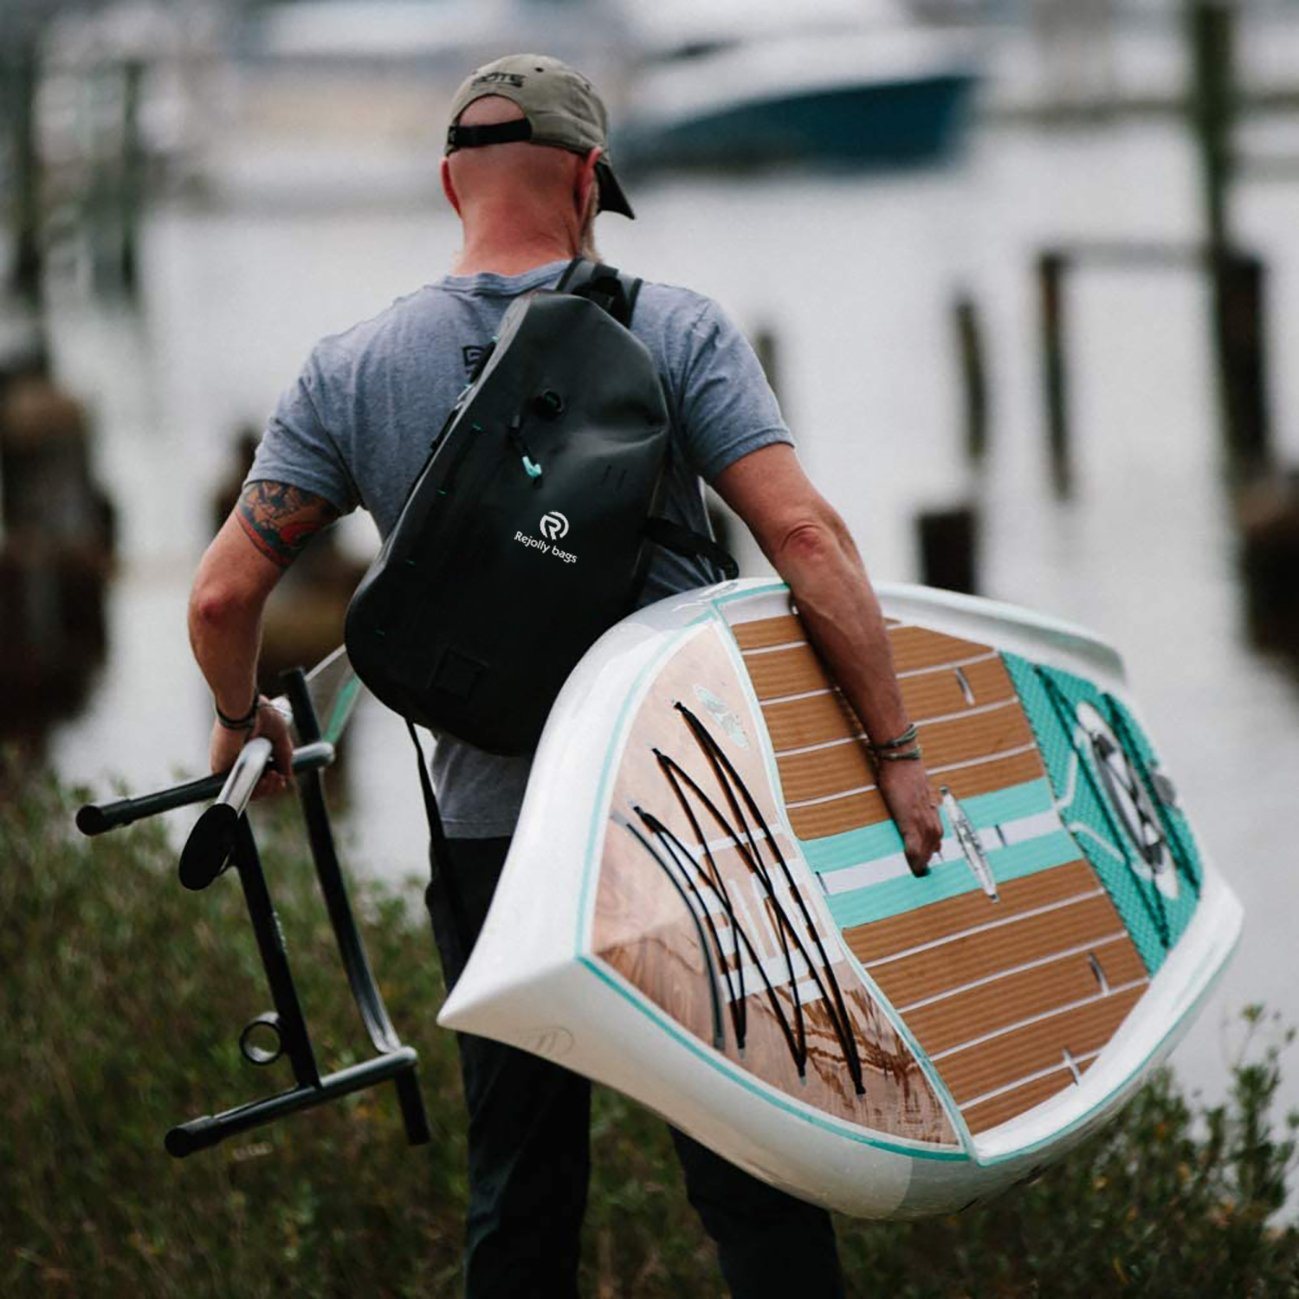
<box><xmin>189</xmin><ymin>53</ymin><xmax>942</xmax><ymax>1299</ymax></box>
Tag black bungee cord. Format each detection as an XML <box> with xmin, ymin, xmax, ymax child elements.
<box><xmin>636</xmin><ymin>808</ymin><xmax>810</xmax><ymax>1073</ymax></box>
<box><xmin>653</xmin><ymin>749</ymin><xmax>808</xmax><ymax>1071</ymax></box>
<box><xmin>672</xmin><ymin>703</ymin><xmax>867</xmax><ymax>1096</ymax></box>
<box><xmin>621</xmin><ymin>817</ymin><xmax>727</xmax><ymax>1050</ymax></box>
<box><xmin>643</xmin><ymin>707</ymin><xmax>866</xmax><ymax>1096</ymax></box>
<box><xmin>628</xmin><ymin>804</ymin><xmax>746</xmax><ymax>1048</ymax></box>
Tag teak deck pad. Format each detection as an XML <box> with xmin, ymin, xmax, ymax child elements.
<box><xmin>596</xmin><ymin>604</ymin><xmax>1159</xmax><ymax>1141</ymax></box>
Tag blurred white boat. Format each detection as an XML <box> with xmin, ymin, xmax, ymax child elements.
<box><xmin>617</xmin><ymin>0</ymin><xmax>981</xmax><ymax>171</ymax></box>
<box><xmin>244</xmin><ymin>0</ymin><xmax>630</xmax><ymax>75</ymax></box>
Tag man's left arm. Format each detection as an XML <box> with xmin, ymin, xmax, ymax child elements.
<box><xmin>189</xmin><ymin>481</ymin><xmax>339</xmax><ymax>794</ymax></box>
<box><xmin>712</xmin><ymin>443</ymin><xmax>943</xmax><ymax>875</ymax></box>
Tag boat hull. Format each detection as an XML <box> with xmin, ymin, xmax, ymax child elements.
<box><xmin>620</xmin><ymin>72</ymin><xmax>978</xmax><ymax>171</ymax></box>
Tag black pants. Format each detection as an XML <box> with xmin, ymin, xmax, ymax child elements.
<box><xmin>425</xmin><ymin>836</ymin><xmax>846</xmax><ymax>1299</ymax></box>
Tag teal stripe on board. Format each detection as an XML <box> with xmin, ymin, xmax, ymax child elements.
<box><xmin>804</xmin><ymin>821</ymin><xmax>903</xmax><ymax>873</ymax></box>
<box><xmin>964</xmin><ymin>777</ymin><xmax>1055</xmax><ymax>829</ymax></box>
<box><xmin>826</xmin><ymin>830</ymin><xmax>1081</xmax><ymax>930</ymax></box>
<box><xmin>802</xmin><ymin>779</ymin><xmax>1056</xmax><ymax>876</ymax></box>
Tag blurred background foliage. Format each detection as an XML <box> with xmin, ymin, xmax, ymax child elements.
<box><xmin>2</xmin><ymin>768</ymin><xmax>1295</xmax><ymax>1297</ymax></box>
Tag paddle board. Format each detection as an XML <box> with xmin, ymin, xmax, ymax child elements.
<box><xmin>437</xmin><ymin>580</ymin><xmax>1242</xmax><ymax>1218</ymax></box>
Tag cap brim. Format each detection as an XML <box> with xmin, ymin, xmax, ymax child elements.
<box><xmin>596</xmin><ymin>158</ymin><xmax>634</xmax><ymax>219</ymax></box>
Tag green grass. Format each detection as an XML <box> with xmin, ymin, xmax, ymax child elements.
<box><xmin>2</xmin><ymin>767</ymin><xmax>1296</xmax><ymax>1297</ymax></box>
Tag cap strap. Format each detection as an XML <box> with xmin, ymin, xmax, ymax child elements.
<box><xmin>446</xmin><ymin>119</ymin><xmax>534</xmax><ymax>150</ymax></box>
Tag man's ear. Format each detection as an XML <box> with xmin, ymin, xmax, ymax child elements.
<box><xmin>575</xmin><ymin>147</ymin><xmax>601</xmax><ymax>217</ymax></box>
<box><xmin>440</xmin><ymin>157</ymin><xmax>461</xmax><ymax>215</ymax></box>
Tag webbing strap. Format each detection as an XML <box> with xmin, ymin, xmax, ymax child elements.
<box><xmin>560</xmin><ymin>259</ymin><xmax>736</xmax><ymax>580</ymax></box>
<box><xmin>406</xmin><ymin>720</ymin><xmax>471</xmax><ymax>955</ymax></box>
<box><xmin>446</xmin><ymin>119</ymin><xmax>532</xmax><ymax>150</ymax></box>
<box><xmin>645</xmin><ymin>516</ymin><xmax>739</xmax><ymax>582</ymax></box>
<box><xmin>556</xmin><ymin>257</ymin><xmax>639</xmax><ymax>328</ymax></box>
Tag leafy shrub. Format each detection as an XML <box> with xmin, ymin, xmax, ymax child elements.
<box><xmin>1</xmin><ymin>768</ymin><xmax>1295</xmax><ymax>1297</ymax></box>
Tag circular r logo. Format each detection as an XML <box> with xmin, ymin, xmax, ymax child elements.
<box><xmin>540</xmin><ymin>511</ymin><xmax>569</xmax><ymax>540</ymax></box>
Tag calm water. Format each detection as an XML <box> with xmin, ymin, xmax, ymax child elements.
<box><xmin>41</xmin><ymin>115</ymin><xmax>1299</xmax><ymax>1121</ymax></box>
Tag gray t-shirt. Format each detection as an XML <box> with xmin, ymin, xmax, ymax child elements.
<box><xmin>249</xmin><ymin>258</ymin><xmax>790</xmax><ymax>835</ymax></box>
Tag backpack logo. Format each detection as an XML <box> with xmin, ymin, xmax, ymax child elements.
<box><xmin>514</xmin><ymin>511</ymin><xmax>578</xmax><ymax>565</ymax></box>
<box><xmin>540</xmin><ymin>511</ymin><xmax>570</xmax><ymax>541</ymax></box>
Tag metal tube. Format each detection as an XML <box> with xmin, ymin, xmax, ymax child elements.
<box><xmin>77</xmin><ymin>740</ymin><xmax>335</xmax><ymax>836</ymax></box>
<box><xmin>164</xmin><ymin>1049</ymin><xmax>421</xmax><ymax>1157</ymax></box>
<box><xmin>231</xmin><ymin>816</ymin><xmax>321</xmax><ymax>1090</ymax></box>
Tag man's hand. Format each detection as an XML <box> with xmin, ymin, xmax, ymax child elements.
<box><xmin>877</xmin><ymin>761</ymin><xmax>943</xmax><ymax>876</ymax></box>
<box><xmin>208</xmin><ymin>700</ymin><xmax>296</xmax><ymax>800</ymax></box>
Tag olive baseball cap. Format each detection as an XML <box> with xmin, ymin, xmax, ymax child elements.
<box><xmin>445</xmin><ymin>53</ymin><xmax>634</xmax><ymax>219</ymax></box>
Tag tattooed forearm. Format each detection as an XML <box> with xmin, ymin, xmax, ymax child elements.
<box><xmin>236</xmin><ymin>481</ymin><xmax>340</xmax><ymax>568</ymax></box>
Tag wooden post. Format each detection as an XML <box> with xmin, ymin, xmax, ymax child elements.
<box><xmin>1187</xmin><ymin>2</ymin><xmax>1268</xmax><ymax>469</ymax></box>
<box><xmin>1236</xmin><ymin>474</ymin><xmax>1299</xmax><ymax>654</ymax></box>
<box><xmin>118</xmin><ymin>59</ymin><xmax>145</xmax><ymax>298</ymax></box>
<box><xmin>1038</xmin><ymin>250</ymin><xmax>1072</xmax><ymax>498</ymax></box>
<box><xmin>1187</xmin><ymin>0</ymin><xmax>1236</xmax><ymax>254</ymax></box>
<box><xmin>953</xmin><ymin>293</ymin><xmax>988</xmax><ymax>464</ymax></box>
<box><xmin>917</xmin><ymin>505</ymin><xmax>979</xmax><ymax>595</ymax></box>
<box><xmin>1211</xmin><ymin>250</ymin><xmax>1271</xmax><ymax>471</ymax></box>
<box><xmin>5</xmin><ymin>40</ymin><xmax>43</xmax><ymax>305</ymax></box>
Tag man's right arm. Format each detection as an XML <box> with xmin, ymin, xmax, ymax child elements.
<box><xmin>189</xmin><ymin>480</ymin><xmax>339</xmax><ymax>788</ymax></box>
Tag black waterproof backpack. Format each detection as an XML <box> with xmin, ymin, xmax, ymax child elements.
<box><xmin>344</xmin><ymin>259</ymin><xmax>736</xmax><ymax>756</ymax></box>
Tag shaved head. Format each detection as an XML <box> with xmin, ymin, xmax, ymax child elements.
<box><xmin>442</xmin><ymin>95</ymin><xmax>602</xmax><ymax>266</ymax></box>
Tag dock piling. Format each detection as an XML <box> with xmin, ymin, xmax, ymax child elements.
<box><xmin>1211</xmin><ymin>250</ymin><xmax>1270</xmax><ymax>472</ymax></box>
<box><xmin>5</xmin><ymin>40</ymin><xmax>44</xmax><ymax>305</ymax></box>
<box><xmin>953</xmin><ymin>293</ymin><xmax>988</xmax><ymax>464</ymax></box>
<box><xmin>1038</xmin><ymin>251</ymin><xmax>1072</xmax><ymax>498</ymax></box>
<box><xmin>917</xmin><ymin>504</ymin><xmax>979</xmax><ymax>595</ymax></box>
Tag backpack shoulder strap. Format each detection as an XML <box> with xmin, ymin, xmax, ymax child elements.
<box><xmin>406</xmin><ymin>720</ymin><xmax>471</xmax><ymax>959</ymax></box>
<box><xmin>644</xmin><ymin>516</ymin><xmax>739</xmax><ymax>582</ymax></box>
<box><xmin>556</xmin><ymin>257</ymin><xmax>641</xmax><ymax>328</ymax></box>
<box><xmin>557</xmin><ymin>258</ymin><xmax>737</xmax><ymax>583</ymax></box>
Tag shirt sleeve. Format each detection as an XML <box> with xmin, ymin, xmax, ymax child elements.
<box><xmin>674</xmin><ymin>299</ymin><xmax>794</xmax><ymax>483</ymax></box>
<box><xmin>245</xmin><ymin>348</ymin><xmax>360</xmax><ymax>515</ymax></box>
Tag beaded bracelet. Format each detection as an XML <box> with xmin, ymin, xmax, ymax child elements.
<box><xmin>215</xmin><ymin>697</ymin><xmax>260</xmax><ymax>732</ymax></box>
<box><xmin>868</xmin><ymin>723</ymin><xmax>918</xmax><ymax>755</ymax></box>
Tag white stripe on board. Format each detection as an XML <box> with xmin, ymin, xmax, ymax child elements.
<box><xmin>929</xmin><ymin>978</ymin><xmax>1149</xmax><ymax>1064</ymax></box>
<box><xmin>760</xmin><ymin>685</ymin><xmax>837</xmax><ymax>707</ymax></box>
<box><xmin>739</xmin><ymin>638</ymin><xmax>807</xmax><ymax>657</ymax></box>
<box><xmin>820</xmin><ymin>850</ymin><xmax>914</xmax><ymax>895</ymax></box>
<box><xmin>863</xmin><ymin>889</ymin><xmax>1106</xmax><ymax>968</ymax></box>
<box><xmin>817</xmin><ymin>807</ymin><xmax>1064</xmax><ymax>897</ymax></box>
<box><xmin>928</xmin><ymin>742</ymin><xmax>1039</xmax><ymax>778</ymax></box>
<box><xmin>779</xmin><ymin>774</ymin><xmax>883</xmax><ymax>805</ymax></box>
<box><xmin>896</xmin><ymin>932</ymin><xmax>1130</xmax><ymax>1014</ymax></box>
<box><xmin>756</xmin><ymin>651</ymin><xmax>1002</xmax><ymax>708</ymax></box>
<box><xmin>784</xmin><ymin>741</ymin><xmax>1040</xmax><ymax>811</ymax></box>
<box><xmin>958</xmin><ymin>1048</ymin><xmax>1105</xmax><ymax>1113</ymax></box>
<box><xmin>773</xmin><ymin>698</ymin><xmax>1019</xmax><ymax>760</ymax></box>
<box><xmin>897</xmin><ymin>650</ymin><xmax>1000</xmax><ymax>680</ymax></box>
<box><xmin>989</xmin><ymin>810</ymin><xmax>1063</xmax><ymax>847</ymax></box>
